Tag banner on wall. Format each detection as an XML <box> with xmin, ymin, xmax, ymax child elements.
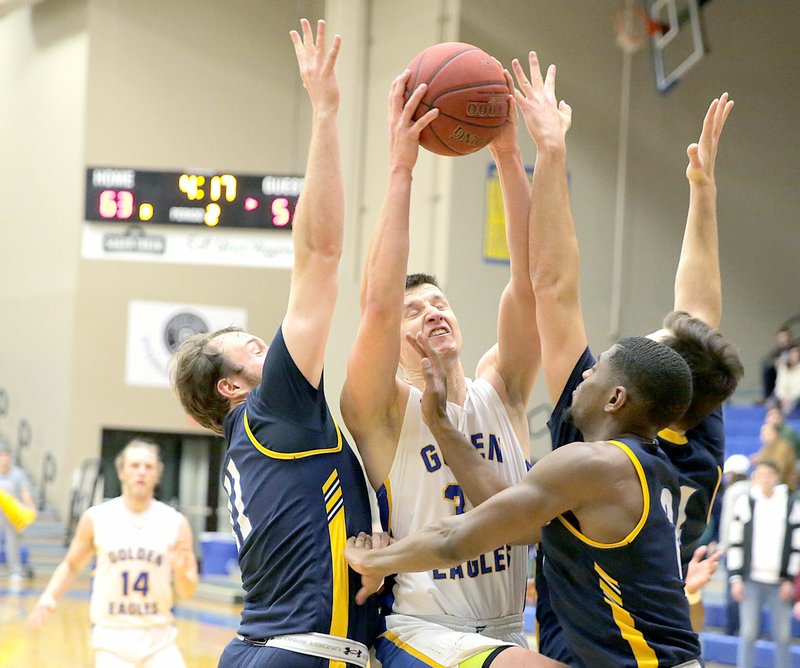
<box><xmin>126</xmin><ymin>300</ymin><xmax>247</xmax><ymax>388</ymax></box>
<box><xmin>83</xmin><ymin>223</ymin><xmax>294</xmax><ymax>269</ymax></box>
<box><xmin>483</xmin><ymin>163</ymin><xmax>534</xmax><ymax>264</ymax></box>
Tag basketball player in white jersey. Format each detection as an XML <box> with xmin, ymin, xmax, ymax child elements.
<box><xmin>341</xmin><ymin>69</ymin><xmax>552</xmax><ymax>667</ymax></box>
<box><xmin>29</xmin><ymin>438</ymin><xmax>198</xmax><ymax>668</ymax></box>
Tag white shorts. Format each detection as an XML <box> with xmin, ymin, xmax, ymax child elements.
<box><xmin>91</xmin><ymin>625</ymin><xmax>185</xmax><ymax>668</ymax></box>
<box><xmin>372</xmin><ymin>614</ymin><xmax>515</xmax><ymax>667</ymax></box>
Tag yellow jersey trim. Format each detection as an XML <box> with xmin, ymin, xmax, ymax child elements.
<box><xmin>556</xmin><ymin>439</ymin><xmax>649</xmax><ymax>548</ymax></box>
<box><xmin>325</xmin><ymin>470</ymin><xmax>349</xmax><ymax>640</ymax></box>
<box><xmin>383</xmin><ymin>478</ymin><xmax>393</xmax><ymax>532</ymax></box>
<box><xmin>595</xmin><ymin>563</ymin><xmax>659</xmax><ymax>666</ymax></box>
<box><xmin>381</xmin><ymin>630</ymin><xmax>446</xmax><ymax>667</ymax></box>
<box><xmin>657</xmin><ymin>427</ymin><xmax>688</xmax><ymax>445</ymax></box>
<box><xmin>706</xmin><ymin>466</ymin><xmax>723</xmax><ymax>523</ymax></box>
<box><xmin>244</xmin><ymin>409</ymin><xmax>343</xmax><ymax>459</ymax></box>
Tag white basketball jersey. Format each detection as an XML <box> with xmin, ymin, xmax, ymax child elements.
<box><xmin>88</xmin><ymin>497</ymin><xmax>181</xmax><ymax>628</ymax></box>
<box><xmin>385</xmin><ymin>378</ymin><xmax>528</xmax><ymax>620</ymax></box>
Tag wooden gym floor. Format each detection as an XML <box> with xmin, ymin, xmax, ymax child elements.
<box><xmin>0</xmin><ymin>576</ymin><xmax>238</xmax><ymax>667</ymax></box>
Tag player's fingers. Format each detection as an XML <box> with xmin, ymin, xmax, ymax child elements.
<box><xmin>299</xmin><ymin>18</ymin><xmax>313</xmax><ymax>46</ymax></box>
<box><xmin>543</xmin><ymin>63</ymin><xmax>557</xmax><ymax>95</ymax></box>
<box><xmin>402</xmin><ymin>82</ymin><xmax>428</xmax><ymax>122</ymax></box>
<box><xmin>289</xmin><ymin>30</ymin><xmax>302</xmax><ymax>52</ymax></box>
<box><xmin>716</xmin><ymin>96</ymin><xmax>734</xmax><ymax>136</ymax></box>
<box><xmin>371</xmin><ymin>531</ymin><xmax>391</xmax><ymax>550</ymax></box>
<box><xmin>324</xmin><ymin>34</ymin><xmax>342</xmax><ymax>72</ymax></box>
<box><xmin>510</xmin><ymin>58</ymin><xmax>530</xmax><ymax>94</ymax></box>
<box><xmin>699</xmin><ymin>97</ymin><xmax>718</xmax><ymax>144</ymax></box>
<box><xmin>690</xmin><ymin>544</ymin><xmax>708</xmax><ymax>563</ymax></box>
<box><xmin>412</xmin><ymin>106</ymin><xmax>439</xmax><ymax>133</ymax></box>
<box><xmin>686</xmin><ymin>143</ymin><xmax>702</xmax><ymax>169</ymax></box>
<box><xmin>313</xmin><ymin>19</ymin><xmax>325</xmax><ymax>52</ymax></box>
<box><xmin>559</xmin><ymin>100</ymin><xmax>572</xmax><ymax>124</ymax></box>
<box><xmin>389</xmin><ymin>71</ymin><xmax>410</xmax><ymax>117</ymax></box>
<box><xmin>405</xmin><ymin>332</ymin><xmax>426</xmax><ymax>359</ymax></box>
<box><xmin>527</xmin><ymin>51</ymin><xmax>544</xmax><ymax>89</ymax></box>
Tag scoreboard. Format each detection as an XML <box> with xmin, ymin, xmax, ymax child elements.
<box><xmin>85</xmin><ymin>167</ymin><xmax>304</xmax><ymax>230</ymax></box>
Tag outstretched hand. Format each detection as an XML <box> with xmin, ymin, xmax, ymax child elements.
<box><xmin>511</xmin><ymin>51</ymin><xmax>572</xmax><ymax>147</ymax></box>
<box><xmin>684</xmin><ymin>543</ymin><xmax>721</xmax><ymax>595</ymax></box>
<box><xmin>289</xmin><ymin>19</ymin><xmax>341</xmax><ymax>113</ymax></box>
<box><xmin>345</xmin><ymin>531</ymin><xmax>391</xmax><ymax>604</ymax></box>
<box><xmin>405</xmin><ymin>332</ymin><xmax>451</xmax><ymax>431</ymax></box>
<box><xmin>388</xmin><ymin>71</ymin><xmax>439</xmax><ymax>172</ymax></box>
<box><xmin>686</xmin><ymin>92</ymin><xmax>734</xmax><ymax>187</ymax></box>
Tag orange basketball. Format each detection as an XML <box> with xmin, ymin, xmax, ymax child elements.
<box><xmin>406</xmin><ymin>42</ymin><xmax>508</xmax><ymax>157</ymax></box>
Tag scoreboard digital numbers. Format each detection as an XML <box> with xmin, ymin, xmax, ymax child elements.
<box><xmin>85</xmin><ymin>167</ymin><xmax>304</xmax><ymax>230</ymax></box>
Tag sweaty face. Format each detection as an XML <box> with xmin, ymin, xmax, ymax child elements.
<box><xmin>399</xmin><ymin>284</ymin><xmax>462</xmax><ymax>372</ymax></box>
<box><xmin>117</xmin><ymin>446</ymin><xmax>162</xmax><ymax>500</ymax></box>
<box><xmin>214</xmin><ymin>331</ymin><xmax>269</xmax><ymax>393</ymax></box>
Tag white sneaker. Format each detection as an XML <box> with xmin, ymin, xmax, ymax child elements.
<box><xmin>9</xmin><ymin>573</ymin><xmax>23</xmax><ymax>593</ymax></box>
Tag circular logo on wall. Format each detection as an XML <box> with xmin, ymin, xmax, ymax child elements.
<box><xmin>163</xmin><ymin>312</ymin><xmax>210</xmax><ymax>354</ymax></box>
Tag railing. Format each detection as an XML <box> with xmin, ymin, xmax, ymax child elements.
<box><xmin>37</xmin><ymin>452</ymin><xmax>57</xmax><ymax>511</ymax></box>
<box><xmin>65</xmin><ymin>458</ymin><xmax>103</xmax><ymax>544</ymax></box>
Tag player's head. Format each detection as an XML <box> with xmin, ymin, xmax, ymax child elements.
<box><xmin>0</xmin><ymin>436</ymin><xmax>11</xmax><ymax>473</ymax></box>
<box><xmin>171</xmin><ymin>326</ymin><xmax>267</xmax><ymax>435</ymax></box>
<box><xmin>654</xmin><ymin>311</ymin><xmax>743</xmax><ymax>430</ymax></box>
<box><xmin>115</xmin><ymin>437</ymin><xmax>163</xmax><ymax>500</ymax></box>
<box><xmin>569</xmin><ymin>336</ymin><xmax>692</xmax><ymax>438</ymax></box>
<box><xmin>752</xmin><ymin>459</ymin><xmax>780</xmax><ymax>495</ymax></box>
<box><xmin>787</xmin><ymin>344</ymin><xmax>800</xmax><ymax>367</ymax></box>
<box><xmin>400</xmin><ymin>273</ymin><xmax>463</xmax><ymax>375</ymax></box>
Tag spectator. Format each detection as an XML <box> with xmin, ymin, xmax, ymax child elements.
<box><xmin>719</xmin><ymin>454</ymin><xmax>752</xmax><ymax>636</ymax></box>
<box><xmin>753</xmin><ymin>422</ymin><xmax>798</xmax><ymax>491</ymax></box>
<box><xmin>775</xmin><ymin>344</ymin><xmax>800</xmax><ymax>417</ymax></box>
<box><xmin>728</xmin><ymin>460</ymin><xmax>800</xmax><ymax>668</ymax></box>
<box><xmin>0</xmin><ymin>436</ymin><xmax>34</xmax><ymax>593</ymax></box>
<box><xmin>762</xmin><ymin>327</ymin><xmax>793</xmax><ymax>402</ymax></box>
<box><xmin>765</xmin><ymin>403</ymin><xmax>800</xmax><ymax>461</ymax></box>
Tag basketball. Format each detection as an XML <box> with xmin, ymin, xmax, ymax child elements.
<box><xmin>406</xmin><ymin>42</ymin><xmax>508</xmax><ymax>156</ymax></box>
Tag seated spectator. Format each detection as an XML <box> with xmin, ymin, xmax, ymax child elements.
<box><xmin>719</xmin><ymin>454</ymin><xmax>752</xmax><ymax>636</ymax></box>
<box><xmin>775</xmin><ymin>344</ymin><xmax>800</xmax><ymax>417</ymax></box>
<box><xmin>753</xmin><ymin>423</ymin><xmax>798</xmax><ymax>491</ymax></box>
<box><xmin>765</xmin><ymin>402</ymin><xmax>800</xmax><ymax>460</ymax></box>
<box><xmin>728</xmin><ymin>460</ymin><xmax>800</xmax><ymax>668</ymax></box>
<box><xmin>762</xmin><ymin>326</ymin><xmax>793</xmax><ymax>402</ymax></box>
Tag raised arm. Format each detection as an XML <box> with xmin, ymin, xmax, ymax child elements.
<box><xmin>29</xmin><ymin>511</ymin><xmax>95</xmax><ymax>628</ymax></box>
<box><xmin>282</xmin><ymin>19</ymin><xmax>344</xmax><ymax>387</ymax></box>
<box><xmin>514</xmin><ymin>52</ymin><xmax>585</xmax><ymax>405</ymax></box>
<box><xmin>672</xmin><ymin>94</ymin><xmax>734</xmax><ymax>328</ymax></box>
<box><xmin>477</xmin><ymin>69</ymin><xmax>540</xmax><ymax>431</ymax></box>
<box><xmin>340</xmin><ymin>74</ymin><xmax>438</xmax><ymax>485</ymax></box>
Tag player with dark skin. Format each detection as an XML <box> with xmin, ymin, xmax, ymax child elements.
<box><xmin>346</xmin><ymin>333</ymin><xmax>700</xmax><ymax>668</ymax></box>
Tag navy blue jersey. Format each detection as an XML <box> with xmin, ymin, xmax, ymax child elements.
<box><xmin>541</xmin><ymin>437</ymin><xmax>700</xmax><ymax>668</ymax></box>
<box><xmin>221</xmin><ymin>326</ymin><xmax>378</xmax><ymax>645</ymax></box>
<box><xmin>548</xmin><ymin>347</ymin><xmax>724</xmax><ymax>566</ymax></box>
<box><xmin>657</xmin><ymin>407</ymin><xmax>724</xmax><ymax>567</ymax></box>
<box><xmin>538</xmin><ymin>347</ymin><xmax>716</xmax><ymax>663</ymax></box>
